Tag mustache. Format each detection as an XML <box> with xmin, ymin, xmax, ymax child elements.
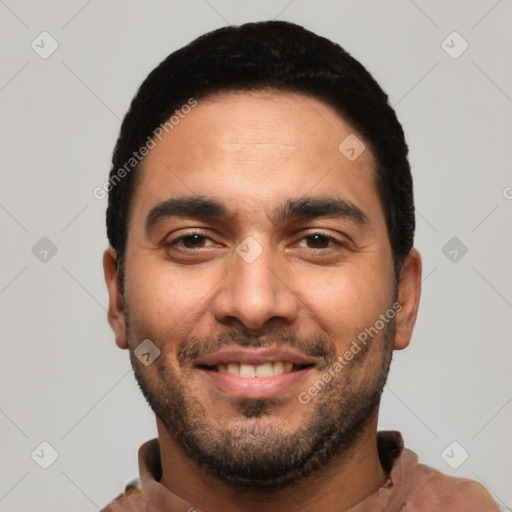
<box><xmin>177</xmin><ymin>326</ymin><xmax>335</xmax><ymax>366</ymax></box>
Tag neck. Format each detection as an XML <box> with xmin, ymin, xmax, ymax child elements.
<box><xmin>156</xmin><ymin>414</ymin><xmax>388</xmax><ymax>512</ymax></box>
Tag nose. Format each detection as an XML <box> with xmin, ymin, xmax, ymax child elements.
<box><xmin>212</xmin><ymin>243</ymin><xmax>299</xmax><ymax>331</ymax></box>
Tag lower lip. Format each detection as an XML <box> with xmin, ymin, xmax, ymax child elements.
<box><xmin>197</xmin><ymin>367</ymin><xmax>314</xmax><ymax>399</ymax></box>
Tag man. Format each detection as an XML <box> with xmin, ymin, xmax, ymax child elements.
<box><xmin>101</xmin><ymin>20</ymin><xmax>499</xmax><ymax>511</ymax></box>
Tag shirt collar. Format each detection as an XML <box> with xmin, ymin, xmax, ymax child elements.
<box><xmin>137</xmin><ymin>430</ymin><xmax>407</xmax><ymax>511</ymax></box>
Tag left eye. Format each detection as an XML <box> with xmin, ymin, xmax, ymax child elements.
<box><xmin>297</xmin><ymin>234</ymin><xmax>339</xmax><ymax>249</ymax></box>
<box><xmin>172</xmin><ymin>234</ymin><xmax>214</xmax><ymax>249</ymax></box>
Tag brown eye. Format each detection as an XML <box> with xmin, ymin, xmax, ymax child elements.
<box><xmin>305</xmin><ymin>234</ymin><xmax>332</xmax><ymax>249</ymax></box>
<box><xmin>181</xmin><ymin>234</ymin><xmax>208</xmax><ymax>248</ymax></box>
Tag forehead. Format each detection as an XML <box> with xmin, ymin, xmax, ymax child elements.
<box><xmin>129</xmin><ymin>90</ymin><xmax>383</xmax><ymax>230</ymax></box>
<box><xmin>154</xmin><ymin>90</ymin><xmax>374</xmax><ymax>170</ymax></box>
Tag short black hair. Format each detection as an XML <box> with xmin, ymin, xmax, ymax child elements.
<box><xmin>106</xmin><ymin>20</ymin><xmax>414</xmax><ymax>288</ymax></box>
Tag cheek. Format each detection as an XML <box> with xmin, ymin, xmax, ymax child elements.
<box><xmin>296</xmin><ymin>263</ymin><xmax>389</xmax><ymax>337</ymax></box>
<box><xmin>124</xmin><ymin>254</ymin><xmax>221</xmax><ymax>336</ymax></box>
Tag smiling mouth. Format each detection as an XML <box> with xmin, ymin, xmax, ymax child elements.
<box><xmin>197</xmin><ymin>362</ymin><xmax>315</xmax><ymax>379</ymax></box>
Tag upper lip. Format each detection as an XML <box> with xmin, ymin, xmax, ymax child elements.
<box><xmin>195</xmin><ymin>347</ymin><xmax>316</xmax><ymax>367</ymax></box>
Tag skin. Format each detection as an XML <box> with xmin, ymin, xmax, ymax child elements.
<box><xmin>104</xmin><ymin>90</ymin><xmax>422</xmax><ymax>512</ymax></box>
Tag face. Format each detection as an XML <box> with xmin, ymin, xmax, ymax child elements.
<box><xmin>104</xmin><ymin>90</ymin><xmax>421</xmax><ymax>491</ymax></box>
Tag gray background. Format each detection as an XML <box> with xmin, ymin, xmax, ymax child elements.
<box><xmin>0</xmin><ymin>0</ymin><xmax>511</xmax><ymax>510</ymax></box>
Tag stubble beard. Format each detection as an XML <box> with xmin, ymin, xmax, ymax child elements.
<box><xmin>127</xmin><ymin>316</ymin><xmax>395</xmax><ymax>492</ymax></box>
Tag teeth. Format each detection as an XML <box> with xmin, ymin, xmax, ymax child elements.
<box><xmin>240</xmin><ymin>364</ymin><xmax>256</xmax><ymax>378</ymax></box>
<box><xmin>226</xmin><ymin>363</ymin><xmax>239</xmax><ymax>376</ymax></box>
<box><xmin>273</xmin><ymin>361</ymin><xmax>284</xmax><ymax>376</ymax></box>
<box><xmin>255</xmin><ymin>362</ymin><xmax>273</xmax><ymax>378</ymax></box>
<box><xmin>215</xmin><ymin>361</ymin><xmax>300</xmax><ymax>378</ymax></box>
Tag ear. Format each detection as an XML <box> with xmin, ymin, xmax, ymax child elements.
<box><xmin>103</xmin><ymin>247</ymin><xmax>128</xmax><ymax>350</ymax></box>
<box><xmin>393</xmin><ymin>248</ymin><xmax>422</xmax><ymax>351</ymax></box>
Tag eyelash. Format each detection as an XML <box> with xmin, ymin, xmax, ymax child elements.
<box><xmin>166</xmin><ymin>229</ymin><xmax>216</xmax><ymax>249</ymax></box>
<box><xmin>303</xmin><ymin>235</ymin><xmax>346</xmax><ymax>250</ymax></box>
<box><xmin>166</xmin><ymin>230</ymin><xmax>345</xmax><ymax>251</ymax></box>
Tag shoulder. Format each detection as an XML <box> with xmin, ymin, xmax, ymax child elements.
<box><xmin>100</xmin><ymin>479</ymin><xmax>148</xmax><ymax>512</ymax></box>
<box><xmin>400</xmin><ymin>450</ymin><xmax>500</xmax><ymax>512</ymax></box>
<box><xmin>423</xmin><ymin>472</ymin><xmax>500</xmax><ymax>511</ymax></box>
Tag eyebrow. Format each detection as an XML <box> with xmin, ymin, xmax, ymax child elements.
<box><xmin>146</xmin><ymin>196</ymin><xmax>228</xmax><ymax>232</ymax></box>
<box><xmin>145</xmin><ymin>195</ymin><xmax>370</xmax><ymax>233</ymax></box>
<box><xmin>271</xmin><ymin>197</ymin><xmax>369</xmax><ymax>226</ymax></box>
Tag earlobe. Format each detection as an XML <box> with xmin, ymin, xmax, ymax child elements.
<box><xmin>393</xmin><ymin>248</ymin><xmax>422</xmax><ymax>351</ymax></box>
<box><xmin>103</xmin><ymin>248</ymin><xmax>128</xmax><ymax>350</ymax></box>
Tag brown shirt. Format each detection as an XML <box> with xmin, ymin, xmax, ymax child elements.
<box><xmin>101</xmin><ymin>431</ymin><xmax>500</xmax><ymax>512</ymax></box>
